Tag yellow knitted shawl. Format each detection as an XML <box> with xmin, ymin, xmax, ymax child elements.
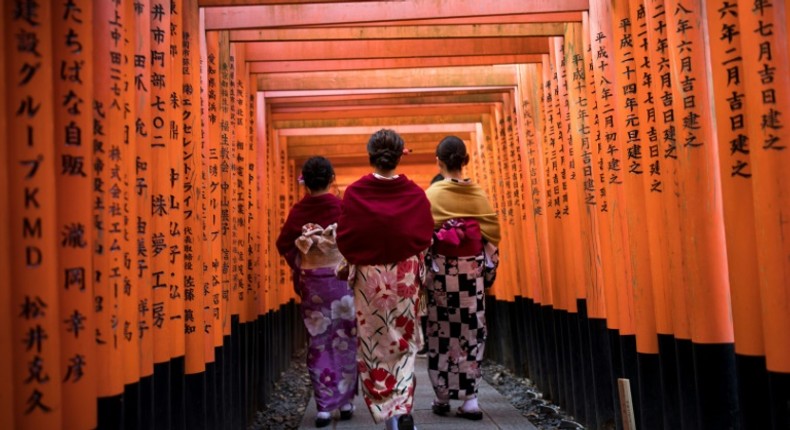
<box><xmin>425</xmin><ymin>180</ymin><xmax>501</xmax><ymax>245</ymax></box>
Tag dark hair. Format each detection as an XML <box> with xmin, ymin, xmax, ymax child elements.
<box><xmin>430</xmin><ymin>173</ymin><xmax>444</xmax><ymax>184</ymax></box>
<box><xmin>436</xmin><ymin>135</ymin><xmax>469</xmax><ymax>171</ymax></box>
<box><xmin>367</xmin><ymin>129</ymin><xmax>404</xmax><ymax>171</ymax></box>
<box><xmin>301</xmin><ymin>156</ymin><xmax>334</xmax><ymax>191</ymax></box>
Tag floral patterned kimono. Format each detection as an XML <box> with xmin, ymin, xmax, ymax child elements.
<box><xmin>294</xmin><ymin>223</ymin><xmax>358</xmax><ymax>413</ymax></box>
<box><xmin>349</xmin><ymin>255</ymin><xmax>426</xmax><ymax>422</ymax></box>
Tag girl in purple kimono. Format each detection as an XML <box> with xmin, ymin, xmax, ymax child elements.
<box><xmin>276</xmin><ymin>157</ymin><xmax>358</xmax><ymax>428</ymax></box>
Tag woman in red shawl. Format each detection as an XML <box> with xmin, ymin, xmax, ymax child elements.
<box><xmin>276</xmin><ymin>157</ymin><xmax>357</xmax><ymax>428</ymax></box>
<box><xmin>336</xmin><ymin>129</ymin><xmax>434</xmax><ymax>430</ymax></box>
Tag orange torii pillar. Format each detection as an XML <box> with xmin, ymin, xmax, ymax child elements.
<box><xmin>122</xmin><ymin>2</ymin><xmax>142</xmax><ymax>425</ymax></box>
<box><xmin>503</xmin><ymin>97</ymin><xmax>527</xmax><ymax>369</ymax></box>
<box><xmin>496</xmin><ymin>102</ymin><xmax>530</xmax><ymax>374</ymax></box>
<box><xmin>552</xmin><ymin>36</ymin><xmax>595</xmax><ymax>421</ymax></box>
<box><xmin>514</xmin><ymin>64</ymin><xmax>553</xmax><ymax>402</ymax></box>
<box><xmin>522</xmin><ymin>62</ymin><xmax>559</xmax><ymax>403</ymax></box>
<box><xmin>53</xmin><ymin>0</ymin><xmax>97</xmax><ymax>428</ymax></box>
<box><xmin>630</xmin><ymin>0</ymin><xmax>682</xmax><ymax>426</ymax></box>
<box><xmin>611</xmin><ymin>1</ymin><xmax>663</xmax><ymax>428</ymax></box>
<box><xmin>0</xmin><ymin>4</ymin><xmax>14</xmax><ymax>428</ymax></box>
<box><xmin>505</xmin><ymin>90</ymin><xmax>544</xmax><ymax>384</ymax></box>
<box><xmin>262</xmin><ymin>108</ymin><xmax>279</xmax><ymax>408</ymax></box>
<box><xmin>564</xmin><ymin>20</ymin><xmax>617</xmax><ymax>429</ymax></box>
<box><xmin>479</xmin><ymin>113</ymin><xmax>515</xmax><ymax>371</ymax></box>
<box><xmin>218</xmin><ymin>29</ymin><xmax>238</xmax><ymax>428</ymax></box>
<box><xmin>580</xmin><ymin>11</ymin><xmax>624</xmax><ymax>426</ymax></box>
<box><xmin>676</xmin><ymin>0</ymin><xmax>746</xmax><ymax>424</ymax></box>
<box><xmin>490</xmin><ymin>106</ymin><xmax>517</xmax><ymax>371</ymax></box>
<box><xmin>642</xmin><ymin>0</ymin><xmax>689</xmax><ymax>426</ymax></box>
<box><xmin>583</xmin><ymin>14</ymin><xmax>626</xmax><ymax>426</ymax></box>
<box><xmin>587</xmin><ymin>5</ymin><xmax>637</xmax><ymax>430</ymax></box>
<box><xmin>148</xmin><ymin>0</ymin><xmax>175</xmax><ymax>425</ymax></box>
<box><xmin>705</xmin><ymin>0</ymin><xmax>770</xmax><ymax>428</ymax></box>
<box><xmin>540</xmin><ymin>54</ymin><xmax>570</xmax><ymax>406</ymax></box>
<box><xmin>546</xmin><ymin>40</ymin><xmax>573</xmax><ymax>416</ymax></box>
<box><xmin>93</xmin><ymin>1</ymin><xmax>133</xmax><ymax>425</ymax></box>
<box><xmin>227</xmin><ymin>41</ymin><xmax>243</xmax><ymax>428</ymax></box>
<box><xmin>484</xmin><ymin>107</ymin><xmax>510</xmax><ymax>370</ymax></box>
<box><xmin>665</xmin><ymin>0</ymin><xmax>740</xmax><ymax>427</ymax></box>
<box><xmin>182</xmin><ymin>1</ymin><xmax>208</xmax><ymax>428</ymax></box>
<box><xmin>203</xmin><ymin>28</ymin><xmax>225</xmax><ymax>429</ymax></box>
<box><xmin>169</xmin><ymin>0</ymin><xmax>188</xmax><ymax>425</ymax></box>
<box><xmin>133</xmin><ymin>0</ymin><xmax>156</xmax><ymax>427</ymax></box>
<box><xmin>737</xmin><ymin>0</ymin><xmax>790</xmax><ymax>427</ymax></box>
<box><xmin>218</xmin><ymin>30</ymin><xmax>232</xmax><ymax>344</ymax></box>
<box><xmin>228</xmin><ymin>41</ymin><xmax>240</xmax><ymax>330</ymax></box>
<box><xmin>6</xmin><ymin>2</ymin><xmax>63</xmax><ymax>428</ymax></box>
<box><xmin>255</xmin><ymin>92</ymin><xmax>273</xmax><ymax>410</ymax></box>
<box><xmin>246</xmin><ymin>72</ymin><xmax>263</xmax><ymax>416</ymax></box>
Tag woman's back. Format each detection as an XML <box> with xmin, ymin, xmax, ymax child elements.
<box><xmin>336</xmin><ymin>173</ymin><xmax>433</xmax><ymax>265</ymax></box>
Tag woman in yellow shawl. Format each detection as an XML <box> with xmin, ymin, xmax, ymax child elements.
<box><xmin>424</xmin><ymin>135</ymin><xmax>501</xmax><ymax>420</ymax></box>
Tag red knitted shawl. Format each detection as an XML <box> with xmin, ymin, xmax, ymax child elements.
<box><xmin>336</xmin><ymin>174</ymin><xmax>434</xmax><ymax>265</ymax></box>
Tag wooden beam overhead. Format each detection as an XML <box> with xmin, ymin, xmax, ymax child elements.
<box><xmin>248</xmin><ymin>54</ymin><xmax>543</xmax><ymax>74</ymax></box>
<box><xmin>229</xmin><ymin>23</ymin><xmax>566</xmax><ymax>42</ymax></box>
<box><xmin>204</xmin><ymin>0</ymin><xmax>589</xmax><ymax>30</ymax></box>
<box><xmin>315</xmin><ymin>12</ymin><xmax>583</xmax><ymax>26</ymax></box>
<box><xmin>258</xmin><ymin>66</ymin><xmax>518</xmax><ymax>91</ymax></box>
<box><xmin>243</xmin><ymin>37</ymin><xmax>550</xmax><ymax>62</ymax></box>
<box><xmin>201</xmin><ymin>0</ymin><xmax>381</xmax><ymax>5</ymax></box>
<box><xmin>262</xmin><ymin>87</ymin><xmax>512</xmax><ymax>101</ymax></box>
<box><xmin>270</xmin><ymin>103</ymin><xmax>495</xmax><ymax>121</ymax></box>
<box><xmin>276</xmin><ymin>123</ymin><xmax>480</xmax><ymax>136</ymax></box>
<box><xmin>273</xmin><ymin>113</ymin><xmax>491</xmax><ymax>129</ymax></box>
<box><xmin>285</xmin><ymin>132</ymin><xmax>472</xmax><ymax>147</ymax></box>
<box><xmin>266</xmin><ymin>89</ymin><xmax>509</xmax><ymax>107</ymax></box>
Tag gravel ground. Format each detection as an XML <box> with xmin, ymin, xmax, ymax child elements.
<box><xmin>248</xmin><ymin>349</ymin><xmax>312</xmax><ymax>430</ymax></box>
<box><xmin>481</xmin><ymin>360</ymin><xmax>585</xmax><ymax>430</ymax></box>
<box><xmin>247</xmin><ymin>350</ymin><xmax>585</xmax><ymax>430</ymax></box>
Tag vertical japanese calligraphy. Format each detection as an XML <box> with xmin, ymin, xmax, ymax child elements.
<box><xmin>149</xmin><ymin>0</ymin><xmax>172</xmax><ymax>364</ymax></box>
<box><xmin>664</xmin><ymin>0</ymin><xmax>733</xmax><ymax>341</ymax></box>
<box><xmin>705</xmin><ymin>0</ymin><xmax>764</xmax><ymax>365</ymax></box>
<box><xmin>644</xmin><ymin>0</ymin><xmax>688</xmax><ymax>347</ymax></box>
<box><xmin>552</xmin><ymin>36</ymin><xmax>588</xmax><ymax>308</ymax></box>
<box><xmin>53</xmin><ymin>0</ymin><xmax>96</xmax><ymax>426</ymax></box>
<box><xmin>122</xmin><ymin>0</ymin><xmax>141</xmax><ymax>390</ymax></box>
<box><xmin>632</xmin><ymin>0</ymin><xmax>673</xmax><ymax>342</ymax></box>
<box><xmin>182</xmin><ymin>0</ymin><xmax>205</xmax><ymax>375</ymax></box>
<box><xmin>589</xmin><ymin>0</ymin><xmax>630</xmax><ymax>338</ymax></box>
<box><xmin>205</xmin><ymin>30</ymin><xmax>223</xmax><ymax>350</ymax></box>
<box><xmin>541</xmin><ymin>54</ymin><xmax>566</xmax><ymax>313</ymax></box>
<box><xmin>738</xmin><ymin>0</ymin><xmax>790</xmax><ymax>379</ymax></box>
<box><xmin>169</xmin><ymin>0</ymin><xmax>186</xmax><ymax>360</ymax></box>
<box><xmin>134</xmin><ymin>0</ymin><xmax>155</xmax><ymax>380</ymax></box>
<box><xmin>565</xmin><ymin>23</ymin><xmax>605</xmax><ymax>317</ymax></box>
<box><xmin>0</xmin><ymin>4</ymin><xmax>14</xmax><ymax>428</ymax></box>
<box><xmin>612</xmin><ymin>0</ymin><xmax>657</xmax><ymax>357</ymax></box>
<box><xmin>6</xmin><ymin>0</ymin><xmax>63</xmax><ymax>426</ymax></box>
<box><xmin>218</xmin><ymin>31</ymin><xmax>232</xmax><ymax>336</ymax></box>
<box><xmin>514</xmin><ymin>64</ymin><xmax>550</xmax><ymax>301</ymax></box>
<box><xmin>93</xmin><ymin>0</ymin><xmax>126</xmax><ymax>400</ymax></box>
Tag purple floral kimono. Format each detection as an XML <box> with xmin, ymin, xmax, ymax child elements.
<box><xmin>294</xmin><ymin>223</ymin><xmax>358</xmax><ymax>412</ymax></box>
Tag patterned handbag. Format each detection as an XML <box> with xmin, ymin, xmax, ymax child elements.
<box><xmin>482</xmin><ymin>242</ymin><xmax>500</xmax><ymax>289</ymax></box>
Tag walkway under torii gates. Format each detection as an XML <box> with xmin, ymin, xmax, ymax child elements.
<box><xmin>2</xmin><ymin>0</ymin><xmax>789</xmax><ymax>429</ymax></box>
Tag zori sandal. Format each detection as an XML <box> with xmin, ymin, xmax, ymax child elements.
<box><xmin>455</xmin><ymin>406</ymin><xmax>483</xmax><ymax>421</ymax></box>
<box><xmin>432</xmin><ymin>401</ymin><xmax>451</xmax><ymax>416</ymax></box>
